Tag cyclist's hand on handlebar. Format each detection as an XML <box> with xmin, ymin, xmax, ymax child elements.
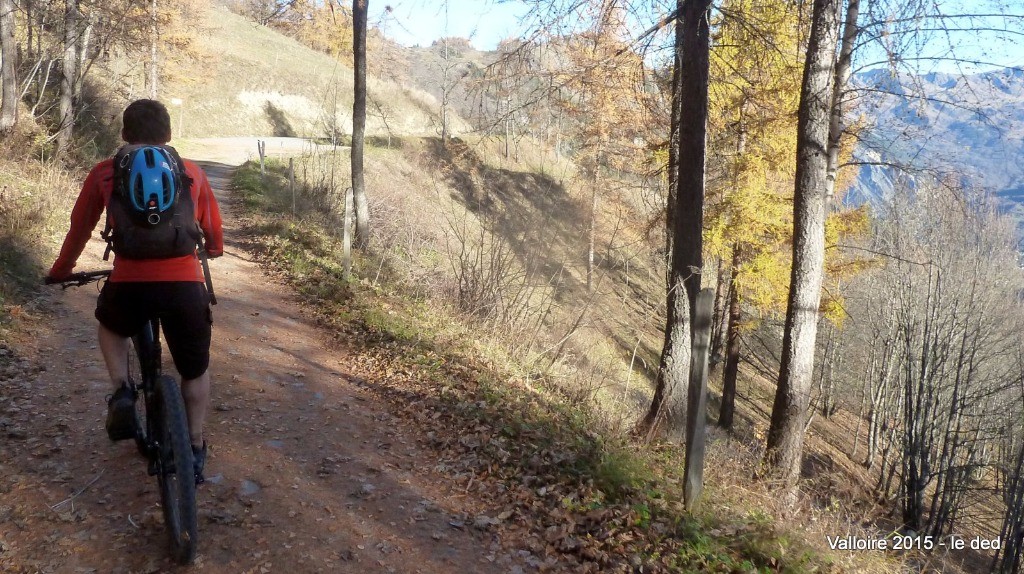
<box><xmin>44</xmin><ymin>270</ymin><xmax>111</xmax><ymax>287</ymax></box>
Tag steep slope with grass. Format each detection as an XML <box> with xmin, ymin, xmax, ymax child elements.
<box><xmin>224</xmin><ymin>134</ymin><xmax>912</xmax><ymax>573</ymax></box>
<box><xmin>104</xmin><ymin>4</ymin><xmax>464</xmax><ymax>140</ymax></box>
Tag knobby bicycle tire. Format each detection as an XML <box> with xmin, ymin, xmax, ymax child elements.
<box><xmin>154</xmin><ymin>374</ymin><xmax>198</xmax><ymax>565</ymax></box>
<box><xmin>129</xmin><ymin>332</ymin><xmax>149</xmax><ymax>458</ymax></box>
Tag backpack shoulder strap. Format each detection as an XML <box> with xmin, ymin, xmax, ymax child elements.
<box><xmin>160</xmin><ymin>145</ymin><xmax>194</xmax><ymax>197</ymax></box>
<box><xmin>102</xmin><ymin>150</ymin><xmax>132</xmax><ymax>261</ymax></box>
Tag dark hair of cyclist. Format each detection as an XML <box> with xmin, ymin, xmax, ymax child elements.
<box><xmin>122</xmin><ymin>99</ymin><xmax>172</xmax><ymax>144</ymax></box>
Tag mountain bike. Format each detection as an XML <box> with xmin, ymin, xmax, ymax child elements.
<box><xmin>47</xmin><ymin>270</ymin><xmax>198</xmax><ymax>564</ymax></box>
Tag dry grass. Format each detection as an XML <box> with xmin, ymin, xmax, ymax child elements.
<box><xmin>247</xmin><ymin>133</ymin><xmax>663</xmax><ymax>414</ymax></box>
<box><xmin>0</xmin><ymin>121</ymin><xmax>83</xmax><ymax>336</ymax></box>
<box><xmin>78</xmin><ymin>4</ymin><xmax>457</xmax><ymax>141</ymax></box>
<box><xmin>143</xmin><ymin>5</ymin><xmax>454</xmax><ymax>139</ymax></box>
<box><xmin>700</xmin><ymin>431</ymin><xmax>913</xmax><ymax>574</ymax></box>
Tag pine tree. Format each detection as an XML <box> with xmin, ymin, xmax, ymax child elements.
<box><xmin>640</xmin><ymin>0</ymin><xmax>713</xmax><ymax>441</ymax></box>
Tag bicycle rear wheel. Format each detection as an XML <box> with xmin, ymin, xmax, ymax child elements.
<box><xmin>153</xmin><ymin>374</ymin><xmax>198</xmax><ymax>564</ymax></box>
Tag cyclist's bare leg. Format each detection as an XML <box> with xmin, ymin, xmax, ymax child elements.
<box><xmin>98</xmin><ymin>323</ymin><xmax>130</xmax><ymax>388</ymax></box>
<box><xmin>181</xmin><ymin>371</ymin><xmax>210</xmax><ymax>448</ymax></box>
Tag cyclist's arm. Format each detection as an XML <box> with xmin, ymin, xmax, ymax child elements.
<box><xmin>48</xmin><ymin>163</ymin><xmax>109</xmax><ymax>280</ymax></box>
<box><xmin>191</xmin><ymin>165</ymin><xmax>224</xmax><ymax>258</ymax></box>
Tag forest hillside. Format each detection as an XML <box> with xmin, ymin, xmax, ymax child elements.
<box><xmin>1</xmin><ymin>1</ymin><xmax>1023</xmax><ymax>573</ymax></box>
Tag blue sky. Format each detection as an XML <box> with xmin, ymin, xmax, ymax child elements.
<box><xmin>370</xmin><ymin>1</ymin><xmax>531</xmax><ymax>50</ymax></box>
<box><xmin>369</xmin><ymin>0</ymin><xmax>1023</xmax><ymax>73</ymax></box>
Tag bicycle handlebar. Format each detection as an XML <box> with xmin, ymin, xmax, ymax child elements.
<box><xmin>45</xmin><ymin>270</ymin><xmax>112</xmax><ymax>288</ymax></box>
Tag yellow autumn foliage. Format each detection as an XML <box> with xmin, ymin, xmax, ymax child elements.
<box><xmin>706</xmin><ymin>0</ymin><xmax>802</xmax><ymax>323</ymax></box>
<box><xmin>707</xmin><ymin>0</ymin><xmax>870</xmax><ymax>327</ymax></box>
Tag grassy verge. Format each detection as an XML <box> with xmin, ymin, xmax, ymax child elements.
<box><xmin>0</xmin><ymin>133</ymin><xmax>83</xmax><ymax>338</ymax></box>
<box><xmin>228</xmin><ymin>158</ymin><xmax>891</xmax><ymax>573</ymax></box>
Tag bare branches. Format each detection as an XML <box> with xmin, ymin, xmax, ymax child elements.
<box><xmin>615</xmin><ymin>5</ymin><xmax>677</xmax><ymax>57</ymax></box>
<box><xmin>239</xmin><ymin>0</ymin><xmax>298</xmax><ymax>26</ymax></box>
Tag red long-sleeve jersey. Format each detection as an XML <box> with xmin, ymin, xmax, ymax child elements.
<box><xmin>49</xmin><ymin>158</ymin><xmax>224</xmax><ymax>282</ymax></box>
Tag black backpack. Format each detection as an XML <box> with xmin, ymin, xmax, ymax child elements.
<box><xmin>102</xmin><ymin>144</ymin><xmax>203</xmax><ymax>260</ymax></box>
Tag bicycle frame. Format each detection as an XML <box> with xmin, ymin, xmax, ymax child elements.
<box><xmin>131</xmin><ymin>318</ymin><xmax>163</xmax><ymax>467</ymax></box>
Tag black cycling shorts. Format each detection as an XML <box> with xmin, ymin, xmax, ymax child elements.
<box><xmin>95</xmin><ymin>281</ymin><xmax>213</xmax><ymax>380</ymax></box>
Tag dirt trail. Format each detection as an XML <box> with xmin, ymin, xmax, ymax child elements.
<box><xmin>0</xmin><ymin>143</ymin><xmax>511</xmax><ymax>573</ymax></box>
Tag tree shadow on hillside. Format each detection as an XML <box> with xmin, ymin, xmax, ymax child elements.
<box><xmin>424</xmin><ymin>138</ymin><xmax>679</xmax><ymax>399</ymax></box>
<box><xmin>265</xmin><ymin>102</ymin><xmax>296</xmax><ymax>137</ymax></box>
<box><xmin>425</xmin><ymin>137</ymin><xmax>587</xmax><ymax>297</ymax></box>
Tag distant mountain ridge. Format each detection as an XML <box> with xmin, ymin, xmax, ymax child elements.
<box><xmin>846</xmin><ymin>66</ymin><xmax>1024</xmax><ymax>225</ymax></box>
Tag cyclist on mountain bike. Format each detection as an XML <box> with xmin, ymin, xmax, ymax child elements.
<box><xmin>46</xmin><ymin>99</ymin><xmax>224</xmax><ymax>484</ymax></box>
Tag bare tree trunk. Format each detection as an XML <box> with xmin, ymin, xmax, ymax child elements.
<box><xmin>439</xmin><ymin>1</ymin><xmax>450</xmax><ymax>149</ymax></box>
<box><xmin>0</xmin><ymin>0</ymin><xmax>17</xmax><ymax>133</ymax></box>
<box><xmin>25</xmin><ymin>0</ymin><xmax>32</xmax><ymax>62</ymax></box>
<box><xmin>34</xmin><ymin>1</ymin><xmax>41</xmax><ymax>61</ymax></box>
<box><xmin>149</xmin><ymin>0</ymin><xmax>157</xmax><ymax>98</ymax></box>
<box><xmin>817</xmin><ymin>321</ymin><xmax>838</xmax><ymax>417</ymax></box>
<box><xmin>824</xmin><ymin>0</ymin><xmax>858</xmax><ymax>205</ymax></box>
<box><xmin>710</xmin><ymin>256</ymin><xmax>726</xmax><ymax>363</ymax></box>
<box><xmin>865</xmin><ymin>367</ymin><xmax>891</xmax><ymax>469</ymax></box>
<box><xmin>352</xmin><ymin>0</ymin><xmax>370</xmax><ymax>249</ymax></box>
<box><xmin>78</xmin><ymin>12</ymin><xmax>92</xmax><ymax>78</ymax></box>
<box><xmin>995</xmin><ymin>439</ymin><xmax>1024</xmax><ymax>573</ymax></box>
<box><xmin>762</xmin><ymin>0</ymin><xmax>842</xmax><ymax>489</ymax></box>
<box><xmin>718</xmin><ymin>94</ymin><xmax>749</xmax><ymax>430</ymax></box>
<box><xmin>719</xmin><ymin>246</ymin><xmax>742</xmax><ymax>429</ymax></box>
<box><xmin>900</xmin><ymin>264</ymin><xmax>944</xmax><ymax>533</ymax></box>
<box><xmin>587</xmin><ymin>153</ymin><xmax>601</xmax><ymax>293</ymax></box>
<box><xmin>866</xmin><ymin>313</ymin><xmax>900</xmax><ymax>469</ymax></box>
<box><xmin>642</xmin><ymin>277</ymin><xmax>691</xmax><ymax>441</ymax></box>
<box><xmin>57</xmin><ymin>0</ymin><xmax>79</xmax><ymax>158</ymax></box>
<box><xmin>31</xmin><ymin>59</ymin><xmax>52</xmax><ymax>117</ymax></box>
<box><xmin>640</xmin><ymin>0</ymin><xmax>712</xmax><ymax>441</ymax></box>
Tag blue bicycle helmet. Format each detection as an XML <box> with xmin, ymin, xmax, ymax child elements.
<box><xmin>126</xmin><ymin>146</ymin><xmax>177</xmax><ymax>223</ymax></box>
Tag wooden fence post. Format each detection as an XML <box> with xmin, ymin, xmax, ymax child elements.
<box><xmin>258</xmin><ymin>139</ymin><xmax>266</xmax><ymax>179</ymax></box>
<box><xmin>289</xmin><ymin>158</ymin><xmax>295</xmax><ymax>215</ymax></box>
<box><xmin>684</xmin><ymin>287</ymin><xmax>714</xmax><ymax>510</ymax></box>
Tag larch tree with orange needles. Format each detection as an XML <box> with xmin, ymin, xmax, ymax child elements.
<box><xmin>556</xmin><ymin>0</ymin><xmax>650</xmax><ymax>293</ymax></box>
<box><xmin>704</xmin><ymin>0</ymin><xmax>803</xmax><ymax>431</ymax></box>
